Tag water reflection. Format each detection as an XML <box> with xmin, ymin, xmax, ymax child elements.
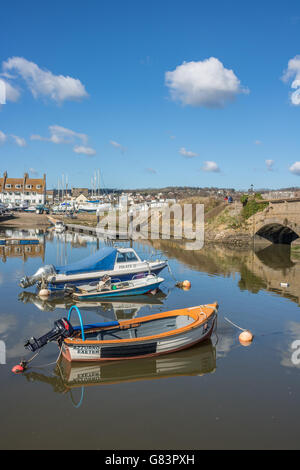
<box><xmin>23</xmin><ymin>340</ymin><xmax>216</xmax><ymax>407</ymax></box>
<box><xmin>3</xmin><ymin>229</ymin><xmax>300</xmax><ymax>449</ymax></box>
<box><xmin>145</xmin><ymin>239</ymin><xmax>300</xmax><ymax>305</ymax></box>
<box><xmin>0</xmin><ymin>227</ymin><xmax>46</xmax><ymax>263</ymax></box>
<box><xmin>18</xmin><ymin>291</ymin><xmax>167</xmax><ymax>319</ymax></box>
<box><xmin>10</xmin><ymin>230</ymin><xmax>300</xmax><ymax>311</ymax></box>
<box><xmin>0</xmin><ymin>244</ymin><xmax>45</xmax><ymax>263</ymax></box>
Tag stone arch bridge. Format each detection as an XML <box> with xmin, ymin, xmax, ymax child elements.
<box><xmin>251</xmin><ymin>199</ymin><xmax>300</xmax><ymax>245</ymax></box>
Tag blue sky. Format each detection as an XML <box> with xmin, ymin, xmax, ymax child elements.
<box><xmin>1</xmin><ymin>0</ymin><xmax>300</xmax><ymax>190</ymax></box>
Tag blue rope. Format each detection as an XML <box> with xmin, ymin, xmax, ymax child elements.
<box><xmin>67</xmin><ymin>305</ymin><xmax>85</xmax><ymax>341</ymax></box>
<box><xmin>70</xmin><ymin>387</ymin><xmax>85</xmax><ymax>409</ymax></box>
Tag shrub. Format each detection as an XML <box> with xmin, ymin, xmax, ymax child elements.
<box><xmin>241</xmin><ymin>195</ymin><xmax>268</xmax><ymax>220</ymax></box>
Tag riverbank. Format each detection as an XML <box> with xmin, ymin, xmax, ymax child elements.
<box><xmin>42</xmin><ymin>199</ymin><xmax>268</xmax><ymax>248</ymax></box>
<box><xmin>0</xmin><ymin>212</ymin><xmax>51</xmax><ymax>227</ymax></box>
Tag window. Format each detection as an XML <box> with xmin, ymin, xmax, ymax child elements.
<box><xmin>26</xmin><ymin>185</ymin><xmax>32</xmax><ymax>189</ymax></box>
<box><xmin>15</xmin><ymin>184</ymin><xmax>21</xmax><ymax>189</ymax></box>
<box><xmin>125</xmin><ymin>252</ymin><xmax>138</xmax><ymax>262</ymax></box>
<box><xmin>116</xmin><ymin>253</ymin><xmax>127</xmax><ymax>263</ymax></box>
<box><xmin>36</xmin><ymin>185</ymin><xmax>42</xmax><ymax>189</ymax></box>
<box><xmin>116</xmin><ymin>252</ymin><xmax>138</xmax><ymax>263</ymax></box>
<box><xmin>5</xmin><ymin>184</ymin><xmax>11</xmax><ymax>189</ymax></box>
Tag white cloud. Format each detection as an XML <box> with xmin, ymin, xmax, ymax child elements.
<box><xmin>11</xmin><ymin>135</ymin><xmax>26</xmax><ymax>147</ymax></box>
<box><xmin>282</xmin><ymin>56</ymin><xmax>300</xmax><ymax>106</ymax></box>
<box><xmin>29</xmin><ymin>168</ymin><xmax>38</xmax><ymax>175</ymax></box>
<box><xmin>0</xmin><ymin>130</ymin><xmax>26</xmax><ymax>147</ymax></box>
<box><xmin>31</xmin><ymin>125</ymin><xmax>88</xmax><ymax>145</ymax></box>
<box><xmin>165</xmin><ymin>57</ymin><xmax>248</xmax><ymax>108</ymax></box>
<box><xmin>31</xmin><ymin>125</ymin><xmax>95</xmax><ymax>155</ymax></box>
<box><xmin>179</xmin><ymin>147</ymin><xmax>199</xmax><ymax>158</ymax></box>
<box><xmin>289</xmin><ymin>161</ymin><xmax>300</xmax><ymax>175</ymax></box>
<box><xmin>266</xmin><ymin>159</ymin><xmax>274</xmax><ymax>171</ymax></box>
<box><xmin>202</xmin><ymin>161</ymin><xmax>220</xmax><ymax>172</ymax></box>
<box><xmin>0</xmin><ymin>78</ymin><xmax>20</xmax><ymax>103</ymax></box>
<box><xmin>110</xmin><ymin>140</ymin><xmax>126</xmax><ymax>153</ymax></box>
<box><xmin>73</xmin><ymin>145</ymin><xmax>96</xmax><ymax>156</ymax></box>
<box><xmin>0</xmin><ymin>130</ymin><xmax>6</xmax><ymax>144</ymax></box>
<box><xmin>3</xmin><ymin>57</ymin><xmax>88</xmax><ymax>103</ymax></box>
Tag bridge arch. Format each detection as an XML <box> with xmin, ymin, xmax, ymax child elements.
<box><xmin>255</xmin><ymin>223</ymin><xmax>299</xmax><ymax>244</ymax></box>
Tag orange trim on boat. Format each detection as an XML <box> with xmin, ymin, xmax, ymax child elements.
<box><xmin>64</xmin><ymin>302</ymin><xmax>218</xmax><ymax>346</ymax></box>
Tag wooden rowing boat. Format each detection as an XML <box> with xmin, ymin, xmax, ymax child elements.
<box><xmin>61</xmin><ymin>303</ymin><xmax>218</xmax><ymax>362</ymax></box>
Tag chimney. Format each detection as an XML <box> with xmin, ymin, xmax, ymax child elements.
<box><xmin>23</xmin><ymin>172</ymin><xmax>28</xmax><ymax>191</ymax></box>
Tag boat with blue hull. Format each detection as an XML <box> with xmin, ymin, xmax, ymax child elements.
<box><xmin>71</xmin><ymin>274</ymin><xmax>164</xmax><ymax>300</ymax></box>
<box><xmin>19</xmin><ymin>247</ymin><xmax>167</xmax><ymax>292</ymax></box>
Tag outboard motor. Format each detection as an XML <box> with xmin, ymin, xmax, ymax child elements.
<box><xmin>19</xmin><ymin>264</ymin><xmax>56</xmax><ymax>288</ymax></box>
<box><xmin>24</xmin><ymin>318</ymin><xmax>74</xmax><ymax>353</ymax></box>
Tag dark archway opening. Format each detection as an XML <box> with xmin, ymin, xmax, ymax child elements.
<box><xmin>256</xmin><ymin>223</ymin><xmax>299</xmax><ymax>245</ymax></box>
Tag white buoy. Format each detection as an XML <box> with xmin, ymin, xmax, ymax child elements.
<box><xmin>39</xmin><ymin>289</ymin><xmax>50</xmax><ymax>298</ymax></box>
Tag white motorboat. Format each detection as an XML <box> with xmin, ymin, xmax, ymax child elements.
<box><xmin>19</xmin><ymin>246</ymin><xmax>168</xmax><ymax>292</ymax></box>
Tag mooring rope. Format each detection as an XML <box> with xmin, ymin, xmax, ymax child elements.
<box><xmin>224</xmin><ymin>317</ymin><xmax>247</xmax><ymax>332</ymax></box>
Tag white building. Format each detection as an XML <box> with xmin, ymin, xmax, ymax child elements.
<box><xmin>0</xmin><ymin>172</ymin><xmax>46</xmax><ymax>206</ymax></box>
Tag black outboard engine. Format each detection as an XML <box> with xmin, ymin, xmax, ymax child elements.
<box><xmin>25</xmin><ymin>318</ymin><xmax>74</xmax><ymax>353</ymax></box>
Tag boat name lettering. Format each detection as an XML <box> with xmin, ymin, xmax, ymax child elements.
<box><xmin>74</xmin><ymin>345</ymin><xmax>101</xmax><ymax>355</ymax></box>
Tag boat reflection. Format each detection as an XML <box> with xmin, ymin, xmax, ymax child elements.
<box><xmin>23</xmin><ymin>340</ymin><xmax>216</xmax><ymax>406</ymax></box>
<box><xmin>18</xmin><ymin>290</ymin><xmax>167</xmax><ymax>319</ymax></box>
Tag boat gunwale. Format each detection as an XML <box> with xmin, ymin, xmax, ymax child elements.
<box><xmin>64</xmin><ymin>303</ymin><xmax>218</xmax><ymax>346</ymax></box>
<box><xmin>50</xmin><ymin>260</ymin><xmax>168</xmax><ymax>283</ymax></box>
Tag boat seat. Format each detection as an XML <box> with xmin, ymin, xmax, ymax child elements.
<box><xmin>85</xmin><ymin>315</ymin><xmax>195</xmax><ymax>342</ymax></box>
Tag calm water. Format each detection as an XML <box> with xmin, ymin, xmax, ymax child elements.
<box><xmin>0</xmin><ymin>228</ymin><xmax>300</xmax><ymax>450</ymax></box>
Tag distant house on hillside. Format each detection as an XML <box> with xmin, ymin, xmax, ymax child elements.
<box><xmin>71</xmin><ymin>187</ymin><xmax>89</xmax><ymax>198</ymax></box>
<box><xmin>75</xmin><ymin>194</ymin><xmax>88</xmax><ymax>204</ymax></box>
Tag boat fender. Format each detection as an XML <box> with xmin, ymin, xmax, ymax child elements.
<box><xmin>12</xmin><ymin>362</ymin><xmax>27</xmax><ymax>374</ymax></box>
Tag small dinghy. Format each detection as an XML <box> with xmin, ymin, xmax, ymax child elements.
<box><xmin>70</xmin><ymin>274</ymin><xmax>164</xmax><ymax>300</ymax></box>
<box><xmin>24</xmin><ymin>303</ymin><xmax>218</xmax><ymax>363</ymax></box>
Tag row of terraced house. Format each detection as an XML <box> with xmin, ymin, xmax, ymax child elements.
<box><xmin>0</xmin><ymin>172</ymin><xmax>46</xmax><ymax>205</ymax></box>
